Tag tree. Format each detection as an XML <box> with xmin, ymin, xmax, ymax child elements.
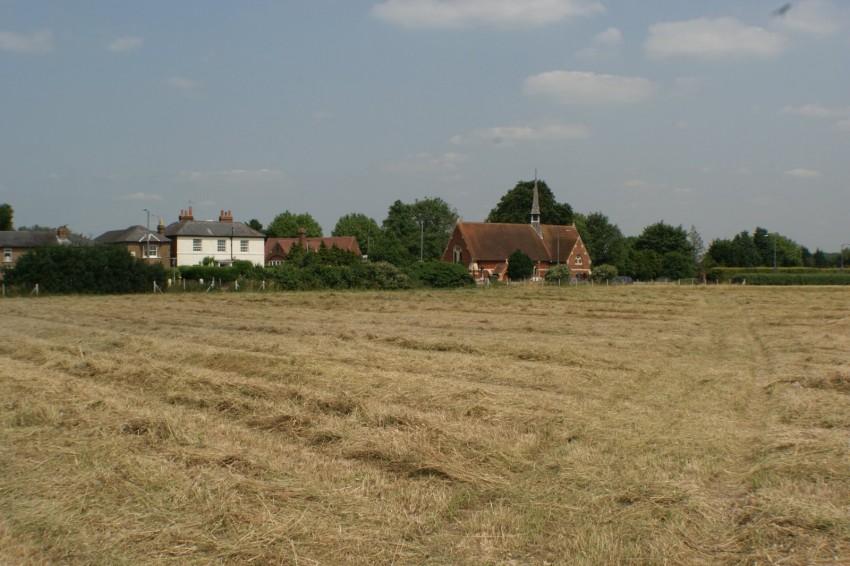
<box><xmin>634</xmin><ymin>221</ymin><xmax>694</xmax><ymax>258</ymax></box>
<box><xmin>332</xmin><ymin>213</ymin><xmax>380</xmax><ymax>257</ymax></box>
<box><xmin>246</xmin><ymin>219</ymin><xmax>264</xmax><ymax>233</ymax></box>
<box><xmin>574</xmin><ymin>212</ymin><xmax>626</xmax><ymax>268</ymax></box>
<box><xmin>507</xmin><ymin>249</ymin><xmax>534</xmax><ymax>280</ymax></box>
<box><xmin>486</xmin><ymin>180</ymin><xmax>573</xmax><ymax>225</ymax></box>
<box><xmin>381</xmin><ymin>198</ymin><xmax>458</xmax><ymax>265</ymax></box>
<box><xmin>661</xmin><ymin>251</ymin><xmax>696</xmax><ymax>280</ymax></box>
<box><xmin>0</xmin><ymin>203</ymin><xmax>12</xmax><ymax>231</ymax></box>
<box><xmin>266</xmin><ymin>211</ymin><xmax>323</xmax><ymax>238</ymax></box>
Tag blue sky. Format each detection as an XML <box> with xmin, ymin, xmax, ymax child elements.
<box><xmin>2</xmin><ymin>0</ymin><xmax>848</xmax><ymax>250</ymax></box>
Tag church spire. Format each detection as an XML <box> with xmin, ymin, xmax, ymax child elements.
<box><xmin>530</xmin><ymin>171</ymin><xmax>542</xmax><ymax>237</ymax></box>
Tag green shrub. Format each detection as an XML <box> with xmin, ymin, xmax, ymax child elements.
<box><xmin>5</xmin><ymin>245</ymin><xmax>165</xmax><ymax>294</ymax></box>
<box><xmin>591</xmin><ymin>264</ymin><xmax>618</xmax><ymax>282</ymax></box>
<box><xmin>544</xmin><ymin>264</ymin><xmax>572</xmax><ymax>283</ymax></box>
<box><xmin>405</xmin><ymin>262</ymin><xmax>473</xmax><ymax>288</ymax></box>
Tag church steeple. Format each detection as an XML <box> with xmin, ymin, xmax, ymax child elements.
<box><xmin>530</xmin><ymin>172</ymin><xmax>542</xmax><ymax>238</ymax></box>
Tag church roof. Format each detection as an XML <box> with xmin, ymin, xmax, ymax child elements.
<box><xmin>451</xmin><ymin>222</ymin><xmax>582</xmax><ymax>263</ymax></box>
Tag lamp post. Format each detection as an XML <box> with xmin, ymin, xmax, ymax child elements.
<box><xmin>143</xmin><ymin>208</ymin><xmax>150</xmax><ymax>231</ymax></box>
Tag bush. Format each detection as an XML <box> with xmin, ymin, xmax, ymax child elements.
<box><xmin>507</xmin><ymin>249</ymin><xmax>534</xmax><ymax>281</ymax></box>
<box><xmin>5</xmin><ymin>245</ymin><xmax>165</xmax><ymax>294</ymax></box>
<box><xmin>591</xmin><ymin>264</ymin><xmax>618</xmax><ymax>282</ymax></box>
<box><xmin>405</xmin><ymin>261</ymin><xmax>473</xmax><ymax>288</ymax></box>
<box><xmin>545</xmin><ymin>264</ymin><xmax>572</xmax><ymax>283</ymax></box>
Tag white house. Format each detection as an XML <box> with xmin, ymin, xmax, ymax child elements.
<box><xmin>164</xmin><ymin>208</ymin><xmax>265</xmax><ymax>267</ymax></box>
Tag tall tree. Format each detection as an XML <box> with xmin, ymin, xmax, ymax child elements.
<box><xmin>0</xmin><ymin>203</ymin><xmax>13</xmax><ymax>231</ymax></box>
<box><xmin>382</xmin><ymin>197</ymin><xmax>458</xmax><ymax>264</ymax></box>
<box><xmin>486</xmin><ymin>180</ymin><xmax>573</xmax><ymax>225</ymax></box>
<box><xmin>332</xmin><ymin>213</ymin><xmax>380</xmax><ymax>257</ymax></box>
<box><xmin>246</xmin><ymin>219</ymin><xmax>264</xmax><ymax>233</ymax></box>
<box><xmin>634</xmin><ymin>221</ymin><xmax>694</xmax><ymax>258</ymax></box>
<box><xmin>266</xmin><ymin>211</ymin><xmax>323</xmax><ymax>238</ymax></box>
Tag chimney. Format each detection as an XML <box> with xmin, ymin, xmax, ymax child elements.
<box><xmin>57</xmin><ymin>225</ymin><xmax>69</xmax><ymax>241</ymax></box>
<box><xmin>179</xmin><ymin>207</ymin><xmax>194</xmax><ymax>221</ymax></box>
<box><xmin>219</xmin><ymin>209</ymin><xmax>233</xmax><ymax>222</ymax></box>
<box><xmin>157</xmin><ymin>218</ymin><xmax>166</xmax><ymax>236</ymax></box>
<box><xmin>298</xmin><ymin>227</ymin><xmax>307</xmax><ymax>248</ymax></box>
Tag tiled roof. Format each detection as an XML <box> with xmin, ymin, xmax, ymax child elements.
<box><xmin>94</xmin><ymin>225</ymin><xmax>171</xmax><ymax>244</ymax></box>
<box><xmin>453</xmin><ymin>222</ymin><xmax>582</xmax><ymax>263</ymax></box>
<box><xmin>164</xmin><ymin>220</ymin><xmax>264</xmax><ymax>239</ymax></box>
<box><xmin>265</xmin><ymin>236</ymin><xmax>362</xmax><ymax>258</ymax></box>
<box><xmin>0</xmin><ymin>230</ymin><xmax>90</xmax><ymax>248</ymax></box>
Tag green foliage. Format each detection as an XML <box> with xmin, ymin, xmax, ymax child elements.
<box><xmin>728</xmin><ymin>272</ymin><xmax>850</xmax><ymax>285</ymax></box>
<box><xmin>179</xmin><ymin>265</ymin><xmax>240</xmax><ymax>283</ymax></box>
<box><xmin>5</xmin><ymin>245</ymin><xmax>164</xmax><ymax>294</ymax></box>
<box><xmin>624</xmin><ymin>246</ymin><xmax>661</xmax><ymax>281</ymax></box>
<box><xmin>381</xmin><ymin>198</ymin><xmax>458</xmax><ymax>265</ymax></box>
<box><xmin>405</xmin><ymin>261</ymin><xmax>473</xmax><ymax>288</ymax></box>
<box><xmin>332</xmin><ymin>213</ymin><xmax>379</xmax><ymax>257</ymax></box>
<box><xmin>591</xmin><ymin>264</ymin><xmax>618</xmax><ymax>282</ymax></box>
<box><xmin>0</xmin><ymin>203</ymin><xmax>13</xmax><ymax>231</ymax></box>
<box><xmin>708</xmin><ymin>228</ymin><xmax>805</xmax><ymax>268</ymax></box>
<box><xmin>264</xmin><ymin>260</ymin><xmax>409</xmax><ymax>290</ymax></box>
<box><xmin>246</xmin><ymin>219</ymin><xmax>264</xmax><ymax>233</ymax></box>
<box><xmin>544</xmin><ymin>264</ymin><xmax>572</xmax><ymax>282</ymax></box>
<box><xmin>266</xmin><ymin>211</ymin><xmax>323</xmax><ymax>238</ymax></box>
<box><xmin>507</xmin><ymin>249</ymin><xmax>534</xmax><ymax>281</ymax></box>
<box><xmin>635</xmin><ymin>222</ymin><xmax>694</xmax><ymax>257</ymax></box>
<box><xmin>487</xmin><ymin>180</ymin><xmax>573</xmax><ymax>225</ymax></box>
<box><xmin>661</xmin><ymin>251</ymin><xmax>696</xmax><ymax>280</ymax></box>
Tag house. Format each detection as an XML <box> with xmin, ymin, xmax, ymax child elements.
<box><xmin>1</xmin><ymin>226</ymin><xmax>91</xmax><ymax>270</ymax></box>
<box><xmin>93</xmin><ymin>222</ymin><xmax>172</xmax><ymax>266</ymax></box>
<box><xmin>441</xmin><ymin>182</ymin><xmax>591</xmax><ymax>281</ymax></box>
<box><xmin>164</xmin><ymin>208</ymin><xmax>265</xmax><ymax>267</ymax></box>
<box><xmin>265</xmin><ymin>228</ymin><xmax>362</xmax><ymax>266</ymax></box>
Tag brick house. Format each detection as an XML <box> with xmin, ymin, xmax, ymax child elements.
<box><xmin>265</xmin><ymin>228</ymin><xmax>362</xmax><ymax>266</ymax></box>
<box><xmin>1</xmin><ymin>226</ymin><xmax>91</xmax><ymax>271</ymax></box>
<box><xmin>93</xmin><ymin>222</ymin><xmax>172</xmax><ymax>266</ymax></box>
<box><xmin>164</xmin><ymin>208</ymin><xmax>265</xmax><ymax>267</ymax></box>
<box><xmin>442</xmin><ymin>182</ymin><xmax>591</xmax><ymax>281</ymax></box>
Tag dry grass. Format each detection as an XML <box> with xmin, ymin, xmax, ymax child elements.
<box><xmin>1</xmin><ymin>286</ymin><xmax>848</xmax><ymax>564</ymax></box>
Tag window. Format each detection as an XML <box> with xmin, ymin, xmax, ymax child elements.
<box><xmin>144</xmin><ymin>244</ymin><xmax>158</xmax><ymax>258</ymax></box>
<box><xmin>217</xmin><ymin>239</ymin><xmax>226</xmax><ymax>252</ymax></box>
<box><xmin>575</xmin><ymin>256</ymin><xmax>583</xmax><ymax>265</ymax></box>
<box><xmin>4</xmin><ymin>248</ymin><xmax>12</xmax><ymax>263</ymax></box>
<box><xmin>240</xmin><ymin>240</ymin><xmax>249</xmax><ymax>253</ymax></box>
<box><xmin>453</xmin><ymin>245</ymin><xmax>462</xmax><ymax>263</ymax></box>
<box><xmin>193</xmin><ymin>239</ymin><xmax>202</xmax><ymax>252</ymax></box>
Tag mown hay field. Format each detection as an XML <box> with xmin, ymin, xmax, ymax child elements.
<box><xmin>1</xmin><ymin>286</ymin><xmax>848</xmax><ymax>565</ymax></box>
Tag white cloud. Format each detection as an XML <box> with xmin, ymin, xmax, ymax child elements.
<box><xmin>645</xmin><ymin>18</ymin><xmax>784</xmax><ymax>60</ymax></box>
<box><xmin>108</xmin><ymin>36</ymin><xmax>143</xmax><ymax>53</ymax></box>
<box><xmin>0</xmin><ymin>29</ymin><xmax>52</xmax><ymax>53</ymax></box>
<box><xmin>774</xmin><ymin>0</ymin><xmax>842</xmax><ymax>37</ymax></box>
<box><xmin>118</xmin><ymin>192</ymin><xmax>163</xmax><ymax>202</ymax></box>
<box><xmin>178</xmin><ymin>169</ymin><xmax>284</xmax><ymax>183</ymax></box>
<box><xmin>524</xmin><ymin>71</ymin><xmax>655</xmax><ymax>105</ymax></box>
<box><xmin>785</xmin><ymin>168</ymin><xmax>823</xmax><ymax>178</ymax></box>
<box><xmin>166</xmin><ymin>76</ymin><xmax>203</xmax><ymax>96</ymax></box>
<box><xmin>371</xmin><ymin>0</ymin><xmax>604</xmax><ymax>29</ymax></box>
<box><xmin>451</xmin><ymin>123</ymin><xmax>588</xmax><ymax>145</ymax></box>
<box><xmin>383</xmin><ymin>152</ymin><xmax>468</xmax><ymax>174</ymax></box>
<box><xmin>575</xmin><ymin>27</ymin><xmax>622</xmax><ymax>59</ymax></box>
<box><xmin>780</xmin><ymin>104</ymin><xmax>850</xmax><ymax>117</ymax></box>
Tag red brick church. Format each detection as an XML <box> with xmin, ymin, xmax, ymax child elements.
<box><xmin>442</xmin><ymin>181</ymin><xmax>592</xmax><ymax>282</ymax></box>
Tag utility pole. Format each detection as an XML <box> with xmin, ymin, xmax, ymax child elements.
<box><xmin>143</xmin><ymin>208</ymin><xmax>150</xmax><ymax>231</ymax></box>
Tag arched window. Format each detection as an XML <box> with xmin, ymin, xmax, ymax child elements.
<box><xmin>453</xmin><ymin>245</ymin><xmax>462</xmax><ymax>263</ymax></box>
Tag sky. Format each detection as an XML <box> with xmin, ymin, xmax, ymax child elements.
<box><xmin>1</xmin><ymin>0</ymin><xmax>848</xmax><ymax>251</ymax></box>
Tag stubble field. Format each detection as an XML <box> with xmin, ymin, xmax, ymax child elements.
<box><xmin>1</xmin><ymin>286</ymin><xmax>849</xmax><ymax>565</ymax></box>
